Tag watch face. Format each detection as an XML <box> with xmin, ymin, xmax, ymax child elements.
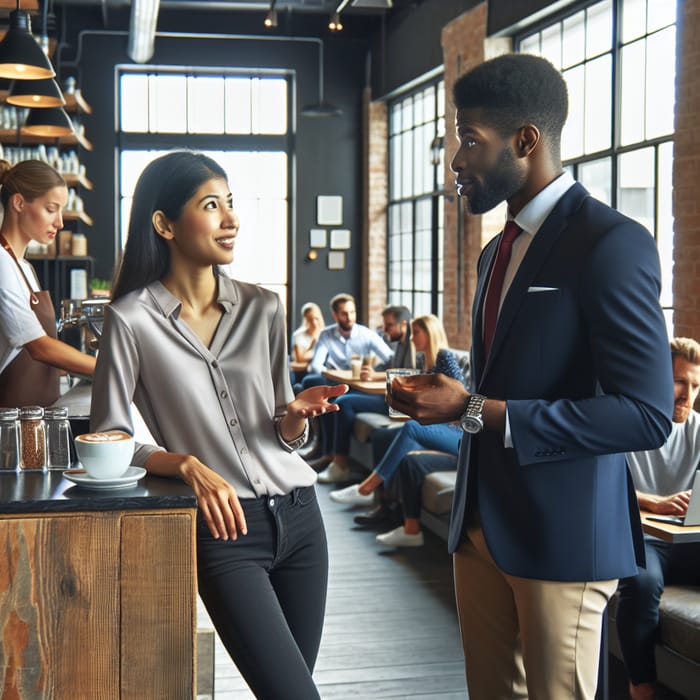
<box><xmin>461</xmin><ymin>415</ymin><xmax>483</xmax><ymax>434</ymax></box>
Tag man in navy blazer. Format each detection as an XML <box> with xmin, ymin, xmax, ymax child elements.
<box><xmin>389</xmin><ymin>54</ymin><xmax>673</xmax><ymax>699</ymax></box>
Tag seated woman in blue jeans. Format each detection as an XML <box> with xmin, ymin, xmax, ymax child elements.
<box><xmin>328</xmin><ymin>315</ymin><xmax>466</xmax><ymax>545</ymax></box>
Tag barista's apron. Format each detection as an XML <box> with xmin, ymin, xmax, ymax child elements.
<box><xmin>0</xmin><ymin>234</ymin><xmax>60</xmax><ymax>407</ymax></box>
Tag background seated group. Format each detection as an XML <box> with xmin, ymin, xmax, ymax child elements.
<box><xmin>328</xmin><ymin>314</ymin><xmax>467</xmax><ymax>547</ymax></box>
<box><xmin>290</xmin><ymin>300</ymin><xmax>467</xmax><ymax>549</ymax></box>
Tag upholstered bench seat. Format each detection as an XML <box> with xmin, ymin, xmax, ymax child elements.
<box><xmin>608</xmin><ymin>585</ymin><xmax>700</xmax><ymax>699</ymax></box>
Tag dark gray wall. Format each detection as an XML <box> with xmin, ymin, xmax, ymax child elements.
<box><xmin>57</xmin><ymin>7</ymin><xmax>370</xmax><ymax>329</ymax></box>
<box><xmin>369</xmin><ymin>0</ymin><xmax>480</xmax><ymax>98</ymax></box>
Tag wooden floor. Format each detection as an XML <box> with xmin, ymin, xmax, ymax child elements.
<box><xmin>196</xmin><ymin>482</ymin><xmax>686</xmax><ymax>700</ymax></box>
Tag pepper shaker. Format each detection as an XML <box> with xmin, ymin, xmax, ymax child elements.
<box><xmin>19</xmin><ymin>406</ymin><xmax>46</xmax><ymax>471</ymax></box>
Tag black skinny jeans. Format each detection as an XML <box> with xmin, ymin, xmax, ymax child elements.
<box><xmin>197</xmin><ymin>485</ymin><xmax>328</xmax><ymax>700</ymax></box>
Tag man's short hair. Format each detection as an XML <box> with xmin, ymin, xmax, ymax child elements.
<box><xmin>382</xmin><ymin>305</ymin><xmax>411</xmax><ymax>325</ymax></box>
<box><xmin>330</xmin><ymin>293</ymin><xmax>355</xmax><ymax>314</ymax></box>
<box><xmin>452</xmin><ymin>53</ymin><xmax>568</xmax><ymax>149</ymax></box>
<box><xmin>670</xmin><ymin>337</ymin><xmax>700</xmax><ymax>365</ymax></box>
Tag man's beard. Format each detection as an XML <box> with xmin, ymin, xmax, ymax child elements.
<box><xmin>465</xmin><ymin>145</ymin><xmax>525</xmax><ymax>215</ymax></box>
<box><xmin>673</xmin><ymin>404</ymin><xmax>691</xmax><ymax>423</ymax></box>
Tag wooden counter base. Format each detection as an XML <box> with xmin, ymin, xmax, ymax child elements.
<box><xmin>1</xmin><ymin>489</ymin><xmax>197</xmax><ymax>699</ymax></box>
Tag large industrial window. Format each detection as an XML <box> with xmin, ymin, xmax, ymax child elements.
<box><xmin>387</xmin><ymin>78</ymin><xmax>445</xmax><ymax>319</ymax></box>
<box><xmin>117</xmin><ymin>69</ymin><xmax>291</xmax><ymax>303</ymax></box>
<box><xmin>518</xmin><ymin>0</ymin><xmax>676</xmax><ymax>330</ymax></box>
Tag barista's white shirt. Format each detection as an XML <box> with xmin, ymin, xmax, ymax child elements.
<box><xmin>0</xmin><ymin>245</ymin><xmax>46</xmax><ymax>374</ymax></box>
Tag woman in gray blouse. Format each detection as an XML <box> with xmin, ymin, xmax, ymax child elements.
<box><xmin>90</xmin><ymin>151</ymin><xmax>347</xmax><ymax>699</ymax></box>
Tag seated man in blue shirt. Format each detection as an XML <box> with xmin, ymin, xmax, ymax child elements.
<box><xmin>300</xmin><ymin>292</ymin><xmax>393</xmax><ymax>389</ymax></box>
<box><xmin>616</xmin><ymin>336</ymin><xmax>700</xmax><ymax>700</ymax></box>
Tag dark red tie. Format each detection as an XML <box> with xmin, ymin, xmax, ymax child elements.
<box><xmin>483</xmin><ymin>221</ymin><xmax>521</xmax><ymax>358</ymax></box>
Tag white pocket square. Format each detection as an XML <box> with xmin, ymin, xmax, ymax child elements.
<box><xmin>527</xmin><ymin>286</ymin><xmax>559</xmax><ymax>292</ymax></box>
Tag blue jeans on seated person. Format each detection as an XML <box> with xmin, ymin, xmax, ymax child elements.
<box><xmin>396</xmin><ymin>450</ymin><xmax>458</xmax><ymax>519</ymax></box>
<box><xmin>373</xmin><ymin>420</ymin><xmax>462</xmax><ymax>484</ymax></box>
<box><xmin>615</xmin><ymin>536</ymin><xmax>700</xmax><ymax>685</ymax></box>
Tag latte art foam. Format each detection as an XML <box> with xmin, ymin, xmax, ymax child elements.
<box><xmin>77</xmin><ymin>430</ymin><xmax>132</xmax><ymax>443</ymax></box>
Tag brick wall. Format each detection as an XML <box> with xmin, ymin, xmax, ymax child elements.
<box><xmin>364</xmin><ymin>91</ymin><xmax>389</xmax><ymax>330</ymax></box>
<box><xmin>441</xmin><ymin>3</ymin><xmax>488</xmax><ymax>349</ymax></box>
<box><xmin>672</xmin><ymin>0</ymin><xmax>700</xmax><ymax>338</ymax></box>
<box><xmin>365</xmin><ymin>0</ymin><xmax>698</xmax><ymax>345</ymax></box>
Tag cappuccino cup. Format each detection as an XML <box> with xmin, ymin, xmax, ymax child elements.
<box><xmin>74</xmin><ymin>430</ymin><xmax>134</xmax><ymax>479</ymax></box>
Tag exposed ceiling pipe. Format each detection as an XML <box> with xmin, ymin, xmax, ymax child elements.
<box><xmin>128</xmin><ymin>0</ymin><xmax>160</xmax><ymax>63</ymax></box>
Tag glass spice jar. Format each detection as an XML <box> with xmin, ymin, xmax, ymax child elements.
<box><xmin>0</xmin><ymin>407</ymin><xmax>20</xmax><ymax>471</ymax></box>
<box><xmin>44</xmin><ymin>406</ymin><xmax>72</xmax><ymax>470</ymax></box>
<box><xmin>19</xmin><ymin>405</ymin><xmax>46</xmax><ymax>470</ymax></box>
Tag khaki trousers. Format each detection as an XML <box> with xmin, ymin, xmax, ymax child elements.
<box><xmin>453</xmin><ymin>526</ymin><xmax>618</xmax><ymax>700</ymax></box>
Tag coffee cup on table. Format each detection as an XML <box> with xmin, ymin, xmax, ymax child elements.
<box><xmin>74</xmin><ymin>431</ymin><xmax>134</xmax><ymax>479</ymax></box>
<box><xmin>350</xmin><ymin>355</ymin><xmax>362</xmax><ymax>379</ymax></box>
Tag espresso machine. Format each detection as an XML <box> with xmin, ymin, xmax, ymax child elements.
<box><xmin>58</xmin><ymin>298</ymin><xmax>110</xmax><ymax>354</ymax></box>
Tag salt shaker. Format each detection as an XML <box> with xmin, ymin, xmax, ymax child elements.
<box><xmin>0</xmin><ymin>407</ymin><xmax>20</xmax><ymax>471</ymax></box>
<box><xmin>19</xmin><ymin>405</ymin><xmax>46</xmax><ymax>470</ymax></box>
<box><xmin>44</xmin><ymin>406</ymin><xmax>72</xmax><ymax>470</ymax></box>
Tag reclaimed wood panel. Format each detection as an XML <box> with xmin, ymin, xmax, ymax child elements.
<box><xmin>0</xmin><ymin>513</ymin><xmax>120</xmax><ymax>699</ymax></box>
<box><xmin>120</xmin><ymin>511</ymin><xmax>196</xmax><ymax>699</ymax></box>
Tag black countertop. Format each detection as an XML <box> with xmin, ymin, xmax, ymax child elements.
<box><xmin>0</xmin><ymin>470</ymin><xmax>196</xmax><ymax>515</ymax></box>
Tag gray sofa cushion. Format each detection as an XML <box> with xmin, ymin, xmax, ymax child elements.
<box><xmin>658</xmin><ymin>585</ymin><xmax>700</xmax><ymax>664</ymax></box>
<box><xmin>421</xmin><ymin>470</ymin><xmax>457</xmax><ymax>515</ymax></box>
<box><xmin>353</xmin><ymin>412</ymin><xmax>401</xmax><ymax>443</ymax></box>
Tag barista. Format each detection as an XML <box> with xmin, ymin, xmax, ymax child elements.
<box><xmin>0</xmin><ymin>160</ymin><xmax>95</xmax><ymax>407</ymax></box>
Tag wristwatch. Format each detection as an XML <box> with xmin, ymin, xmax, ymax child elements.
<box><xmin>460</xmin><ymin>394</ymin><xmax>486</xmax><ymax>434</ymax></box>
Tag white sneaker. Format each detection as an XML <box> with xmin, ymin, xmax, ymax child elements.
<box><xmin>316</xmin><ymin>461</ymin><xmax>350</xmax><ymax>483</ymax></box>
<box><xmin>376</xmin><ymin>526</ymin><xmax>424</xmax><ymax>547</ymax></box>
<box><xmin>329</xmin><ymin>484</ymin><xmax>375</xmax><ymax>507</ymax></box>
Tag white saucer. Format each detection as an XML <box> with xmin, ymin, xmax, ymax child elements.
<box><xmin>63</xmin><ymin>466</ymin><xmax>146</xmax><ymax>490</ymax></box>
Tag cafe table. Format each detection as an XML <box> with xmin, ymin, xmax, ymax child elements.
<box><xmin>640</xmin><ymin>509</ymin><xmax>700</xmax><ymax>542</ymax></box>
<box><xmin>0</xmin><ymin>469</ymin><xmax>198</xmax><ymax>699</ymax></box>
<box><xmin>322</xmin><ymin>368</ymin><xmax>387</xmax><ymax>395</ymax></box>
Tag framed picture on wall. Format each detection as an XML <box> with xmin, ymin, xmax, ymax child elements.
<box><xmin>316</xmin><ymin>195</ymin><xmax>343</xmax><ymax>226</ymax></box>
<box><xmin>330</xmin><ymin>228</ymin><xmax>351</xmax><ymax>249</ymax></box>
<box><xmin>309</xmin><ymin>228</ymin><xmax>327</xmax><ymax>248</ymax></box>
<box><xmin>327</xmin><ymin>251</ymin><xmax>345</xmax><ymax>270</ymax></box>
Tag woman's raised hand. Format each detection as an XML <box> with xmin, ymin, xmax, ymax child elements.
<box><xmin>290</xmin><ymin>383</ymin><xmax>349</xmax><ymax>418</ymax></box>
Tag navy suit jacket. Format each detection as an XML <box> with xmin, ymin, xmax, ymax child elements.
<box><xmin>448</xmin><ymin>182</ymin><xmax>673</xmax><ymax>582</ymax></box>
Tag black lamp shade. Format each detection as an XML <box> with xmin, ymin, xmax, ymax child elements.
<box><xmin>0</xmin><ymin>10</ymin><xmax>55</xmax><ymax>80</ymax></box>
<box><xmin>7</xmin><ymin>78</ymin><xmax>65</xmax><ymax>107</ymax></box>
<box><xmin>22</xmin><ymin>107</ymin><xmax>73</xmax><ymax>137</ymax></box>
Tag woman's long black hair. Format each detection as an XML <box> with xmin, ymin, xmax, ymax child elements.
<box><xmin>111</xmin><ymin>151</ymin><xmax>228</xmax><ymax>302</ymax></box>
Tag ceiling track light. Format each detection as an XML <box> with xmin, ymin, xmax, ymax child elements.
<box><xmin>0</xmin><ymin>4</ymin><xmax>56</xmax><ymax>80</ymax></box>
<box><xmin>328</xmin><ymin>12</ymin><xmax>343</xmax><ymax>31</ymax></box>
<box><xmin>264</xmin><ymin>10</ymin><xmax>277</xmax><ymax>27</ymax></box>
<box><xmin>264</xmin><ymin>0</ymin><xmax>278</xmax><ymax>28</ymax></box>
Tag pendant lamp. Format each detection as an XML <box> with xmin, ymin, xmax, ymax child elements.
<box><xmin>0</xmin><ymin>8</ymin><xmax>55</xmax><ymax>80</ymax></box>
<box><xmin>7</xmin><ymin>77</ymin><xmax>65</xmax><ymax>107</ymax></box>
<box><xmin>22</xmin><ymin>106</ymin><xmax>73</xmax><ymax>137</ymax></box>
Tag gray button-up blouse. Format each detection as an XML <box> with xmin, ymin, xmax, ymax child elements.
<box><xmin>90</xmin><ymin>275</ymin><xmax>316</xmax><ymax>498</ymax></box>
